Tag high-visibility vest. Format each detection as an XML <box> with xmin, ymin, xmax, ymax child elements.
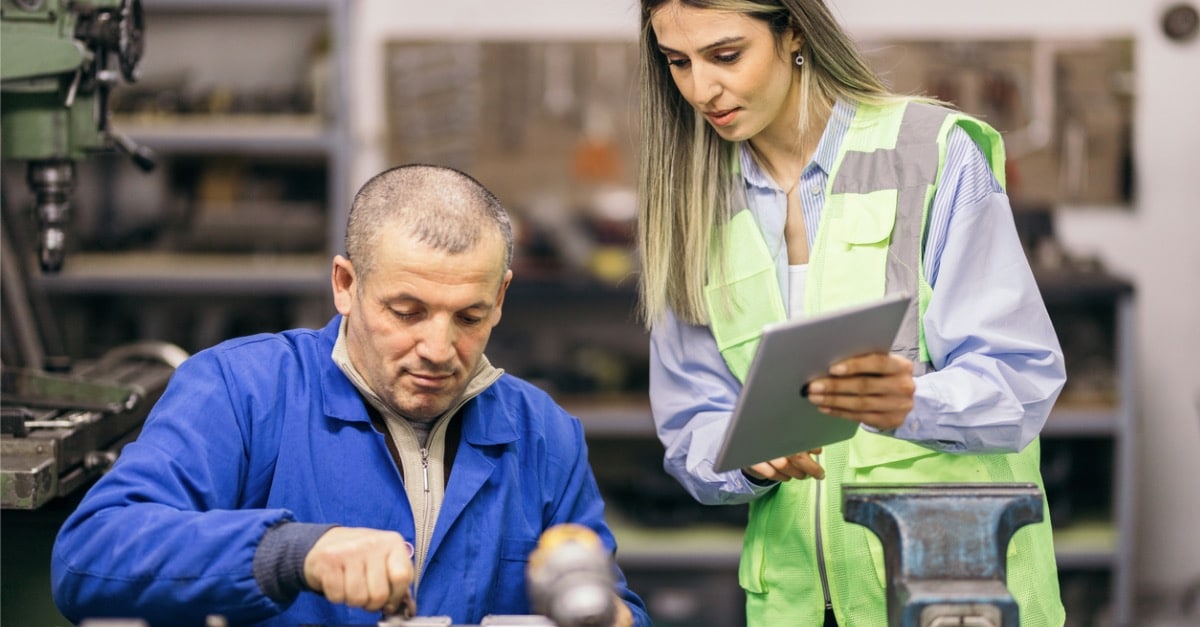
<box><xmin>704</xmin><ymin>101</ymin><xmax>1064</xmax><ymax>627</ymax></box>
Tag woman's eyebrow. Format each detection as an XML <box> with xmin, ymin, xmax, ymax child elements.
<box><xmin>658</xmin><ymin>36</ymin><xmax>746</xmax><ymax>55</ymax></box>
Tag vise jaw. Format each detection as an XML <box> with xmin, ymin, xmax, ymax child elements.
<box><xmin>843</xmin><ymin>483</ymin><xmax>1044</xmax><ymax>627</ymax></box>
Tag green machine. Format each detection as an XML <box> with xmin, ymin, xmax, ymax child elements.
<box><xmin>1</xmin><ymin>0</ymin><xmax>152</xmax><ymax>273</ymax></box>
<box><xmin>2</xmin><ymin>4</ymin><xmax>177</xmax><ymax>623</ymax></box>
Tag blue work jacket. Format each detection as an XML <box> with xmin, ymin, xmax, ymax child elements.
<box><xmin>51</xmin><ymin>316</ymin><xmax>650</xmax><ymax>627</ymax></box>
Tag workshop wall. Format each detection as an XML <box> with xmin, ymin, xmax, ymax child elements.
<box><xmin>348</xmin><ymin>0</ymin><xmax>1200</xmax><ymax>619</ymax></box>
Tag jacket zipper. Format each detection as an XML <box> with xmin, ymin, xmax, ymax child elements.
<box><xmin>414</xmin><ymin>447</ymin><xmax>431</xmax><ymax>590</ymax></box>
<box><xmin>814</xmin><ymin>458</ymin><xmax>833</xmax><ymax>611</ymax></box>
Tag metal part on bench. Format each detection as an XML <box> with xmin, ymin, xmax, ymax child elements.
<box><xmin>843</xmin><ymin>483</ymin><xmax>1044</xmax><ymax>627</ymax></box>
<box><xmin>1</xmin><ymin>341</ymin><xmax>182</xmax><ymax>510</ymax></box>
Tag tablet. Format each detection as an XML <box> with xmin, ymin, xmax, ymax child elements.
<box><xmin>712</xmin><ymin>292</ymin><xmax>912</xmax><ymax>473</ymax></box>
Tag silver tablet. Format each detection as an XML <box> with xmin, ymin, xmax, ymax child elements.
<box><xmin>712</xmin><ymin>292</ymin><xmax>912</xmax><ymax>473</ymax></box>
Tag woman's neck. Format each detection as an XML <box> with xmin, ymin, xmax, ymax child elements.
<box><xmin>749</xmin><ymin>93</ymin><xmax>833</xmax><ymax>190</ymax></box>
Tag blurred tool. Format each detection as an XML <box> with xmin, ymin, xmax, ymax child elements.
<box><xmin>1</xmin><ymin>341</ymin><xmax>185</xmax><ymax>509</ymax></box>
<box><xmin>1</xmin><ymin>0</ymin><xmax>181</xmax><ymax>511</ymax></box>
<box><xmin>527</xmin><ymin>524</ymin><xmax>617</xmax><ymax>627</ymax></box>
<box><xmin>1</xmin><ymin>0</ymin><xmax>154</xmax><ymax>273</ymax></box>
<box><xmin>843</xmin><ymin>483</ymin><xmax>1045</xmax><ymax>627</ymax></box>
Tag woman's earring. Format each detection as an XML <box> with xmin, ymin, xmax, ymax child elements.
<box><xmin>794</xmin><ymin>52</ymin><xmax>805</xmax><ymax>67</ymax></box>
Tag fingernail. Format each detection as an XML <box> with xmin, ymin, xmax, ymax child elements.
<box><xmin>808</xmin><ymin>382</ymin><xmax>824</xmax><ymax>394</ymax></box>
<box><xmin>830</xmin><ymin>364</ymin><xmax>846</xmax><ymax>375</ymax></box>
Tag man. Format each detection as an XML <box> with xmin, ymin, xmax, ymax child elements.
<box><xmin>51</xmin><ymin>165</ymin><xmax>649</xmax><ymax>627</ymax></box>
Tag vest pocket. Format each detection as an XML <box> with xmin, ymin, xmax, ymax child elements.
<box><xmin>836</xmin><ymin>191</ymin><xmax>897</xmax><ymax>246</ymax></box>
<box><xmin>705</xmin><ymin>266</ymin><xmax>787</xmax><ymax>380</ymax></box>
<box><xmin>810</xmin><ymin>192</ymin><xmax>896</xmax><ymax>313</ymax></box>
<box><xmin>738</xmin><ymin>495</ymin><xmax>774</xmax><ymax>594</ymax></box>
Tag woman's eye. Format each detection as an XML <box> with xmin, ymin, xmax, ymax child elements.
<box><xmin>714</xmin><ymin>51</ymin><xmax>741</xmax><ymax>64</ymax></box>
<box><xmin>665</xmin><ymin>57</ymin><xmax>690</xmax><ymax>68</ymax></box>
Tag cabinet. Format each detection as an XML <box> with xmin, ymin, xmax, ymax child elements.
<box><xmin>1036</xmin><ymin>270</ymin><xmax>1136</xmax><ymax>627</ymax></box>
<box><xmin>514</xmin><ymin>271</ymin><xmax>1137</xmax><ymax>627</ymax></box>
<box><xmin>26</xmin><ymin>0</ymin><xmax>352</xmax><ymax>356</ymax></box>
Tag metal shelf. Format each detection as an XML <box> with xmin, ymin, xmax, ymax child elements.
<box><xmin>117</xmin><ymin>115</ymin><xmax>336</xmax><ymax>156</ymax></box>
<box><xmin>145</xmin><ymin>0</ymin><xmax>333</xmax><ymax>13</ymax></box>
<box><xmin>33</xmin><ymin>252</ymin><xmax>329</xmax><ymax>296</ymax></box>
<box><xmin>1044</xmin><ymin>404</ymin><xmax>1122</xmax><ymax>436</ymax></box>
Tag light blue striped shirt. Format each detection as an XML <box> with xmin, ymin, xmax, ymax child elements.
<box><xmin>649</xmin><ymin>100</ymin><xmax>1066</xmax><ymax>505</ymax></box>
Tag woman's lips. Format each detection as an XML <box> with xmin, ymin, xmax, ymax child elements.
<box><xmin>705</xmin><ymin>108</ymin><xmax>739</xmax><ymax>127</ymax></box>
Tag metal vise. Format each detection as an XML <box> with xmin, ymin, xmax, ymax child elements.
<box><xmin>842</xmin><ymin>483</ymin><xmax>1045</xmax><ymax>627</ymax></box>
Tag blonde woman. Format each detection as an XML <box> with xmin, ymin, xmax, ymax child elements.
<box><xmin>637</xmin><ymin>1</ymin><xmax>1067</xmax><ymax>625</ymax></box>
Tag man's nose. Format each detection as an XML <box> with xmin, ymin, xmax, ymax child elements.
<box><xmin>417</xmin><ymin>317</ymin><xmax>456</xmax><ymax>364</ymax></box>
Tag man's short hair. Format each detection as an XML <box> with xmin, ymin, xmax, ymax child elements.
<box><xmin>344</xmin><ymin>164</ymin><xmax>514</xmax><ymax>280</ymax></box>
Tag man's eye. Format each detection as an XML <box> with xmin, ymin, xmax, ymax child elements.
<box><xmin>392</xmin><ymin>310</ymin><xmax>419</xmax><ymax>320</ymax></box>
<box><xmin>459</xmin><ymin>315</ymin><xmax>484</xmax><ymax>326</ymax></box>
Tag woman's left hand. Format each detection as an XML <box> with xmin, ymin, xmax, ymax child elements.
<box><xmin>804</xmin><ymin>353</ymin><xmax>915</xmax><ymax>431</ymax></box>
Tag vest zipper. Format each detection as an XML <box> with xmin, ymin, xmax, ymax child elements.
<box><xmin>814</xmin><ymin>459</ymin><xmax>833</xmax><ymax>611</ymax></box>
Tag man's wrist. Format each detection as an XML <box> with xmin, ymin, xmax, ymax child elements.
<box><xmin>253</xmin><ymin>521</ymin><xmax>339</xmax><ymax>603</ymax></box>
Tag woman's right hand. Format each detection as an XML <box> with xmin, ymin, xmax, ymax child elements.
<box><xmin>743</xmin><ymin>448</ymin><xmax>825</xmax><ymax>482</ymax></box>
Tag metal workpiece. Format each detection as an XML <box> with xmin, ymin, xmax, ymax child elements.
<box><xmin>842</xmin><ymin>483</ymin><xmax>1045</xmax><ymax>627</ymax></box>
<box><xmin>379</xmin><ymin>616</ymin><xmax>553</xmax><ymax>626</ymax></box>
<box><xmin>0</xmin><ymin>341</ymin><xmax>183</xmax><ymax>510</ymax></box>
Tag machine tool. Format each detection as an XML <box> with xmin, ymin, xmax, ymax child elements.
<box><xmin>843</xmin><ymin>483</ymin><xmax>1046</xmax><ymax>627</ymax></box>
<box><xmin>1</xmin><ymin>0</ymin><xmax>154</xmax><ymax>273</ymax></box>
<box><xmin>1</xmin><ymin>0</ymin><xmax>174</xmax><ymax>512</ymax></box>
<box><xmin>1</xmin><ymin>6</ymin><xmax>180</xmax><ymax>625</ymax></box>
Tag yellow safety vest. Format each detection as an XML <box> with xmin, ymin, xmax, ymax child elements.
<box><xmin>704</xmin><ymin>101</ymin><xmax>1065</xmax><ymax>627</ymax></box>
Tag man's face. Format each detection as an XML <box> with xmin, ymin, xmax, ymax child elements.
<box><xmin>333</xmin><ymin>222</ymin><xmax>511</xmax><ymax>420</ymax></box>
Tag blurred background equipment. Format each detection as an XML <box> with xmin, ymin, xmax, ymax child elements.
<box><xmin>1</xmin><ymin>0</ymin><xmax>177</xmax><ymax>510</ymax></box>
<box><xmin>1</xmin><ymin>0</ymin><xmax>155</xmax><ymax>273</ymax></box>
<box><xmin>2</xmin><ymin>5</ymin><xmax>183</xmax><ymax>624</ymax></box>
<box><xmin>527</xmin><ymin>524</ymin><xmax>618</xmax><ymax>627</ymax></box>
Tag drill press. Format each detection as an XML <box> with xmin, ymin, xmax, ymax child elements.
<box><xmin>1</xmin><ymin>0</ymin><xmax>153</xmax><ymax>273</ymax></box>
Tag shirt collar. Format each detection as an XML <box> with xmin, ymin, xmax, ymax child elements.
<box><xmin>738</xmin><ymin>99</ymin><xmax>857</xmax><ymax>190</ymax></box>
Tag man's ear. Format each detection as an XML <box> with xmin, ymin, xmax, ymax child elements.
<box><xmin>331</xmin><ymin>255</ymin><xmax>356</xmax><ymax>315</ymax></box>
<box><xmin>491</xmin><ymin>269</ymin><xmax>514</xmax><ymax>325</ymax></box>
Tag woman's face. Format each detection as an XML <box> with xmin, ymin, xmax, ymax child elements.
<box><xmin>650</xmin><ymin>2</ymin><xmax>802</xmax><ymax>143</ymax></box>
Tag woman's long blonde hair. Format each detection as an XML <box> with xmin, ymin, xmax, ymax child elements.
<box><xmin>636</xmin><ymin>0</ymin><xmax>899</xmax><ymax>327</ymax></box>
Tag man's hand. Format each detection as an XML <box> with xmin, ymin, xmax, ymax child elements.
<box><xmin>304</xmin><ymin>527</ymin><xmax>416</xmax><ymax>616</ymax></box>
<box><xmin>611</xmin><ymin>593</ymin><xmax>634</xmax><ymax>627</ymax></box>
<box><xmin>805</xmin><ymin>352</ymin><xmax>914</xmax><ymax>430</ymax></box>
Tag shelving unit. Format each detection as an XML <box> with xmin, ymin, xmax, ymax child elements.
<box><xmin>29</xmin><ymin>0</ymin><xmax>352</xmax><ymax>356</ymax></box>
<box><xmin>1038</xmin><ymin>270</ymin><xmax>1137</xmax><ymax>627</ymax></box>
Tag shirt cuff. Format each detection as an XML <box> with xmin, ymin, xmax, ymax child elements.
<box><xmin>253</xmin><ymin>521</ymin><xmax>339</xmax><ymax>604</ymax></box>
<box><xmin>741</xmin><ymin>469</ymin><xmax>778</xmax><ymax>488</ymax></box>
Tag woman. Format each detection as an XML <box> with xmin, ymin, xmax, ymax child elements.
<box><xmin>636</xmin><ymin>1</ymin><xmax>1067</xmax><ymax>626</ymax></box>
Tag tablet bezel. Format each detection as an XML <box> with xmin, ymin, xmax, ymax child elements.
<box><xmin>712</xmin><ymin>292</ymin><xmax>912</xmax><ymax>473</ymax></box>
